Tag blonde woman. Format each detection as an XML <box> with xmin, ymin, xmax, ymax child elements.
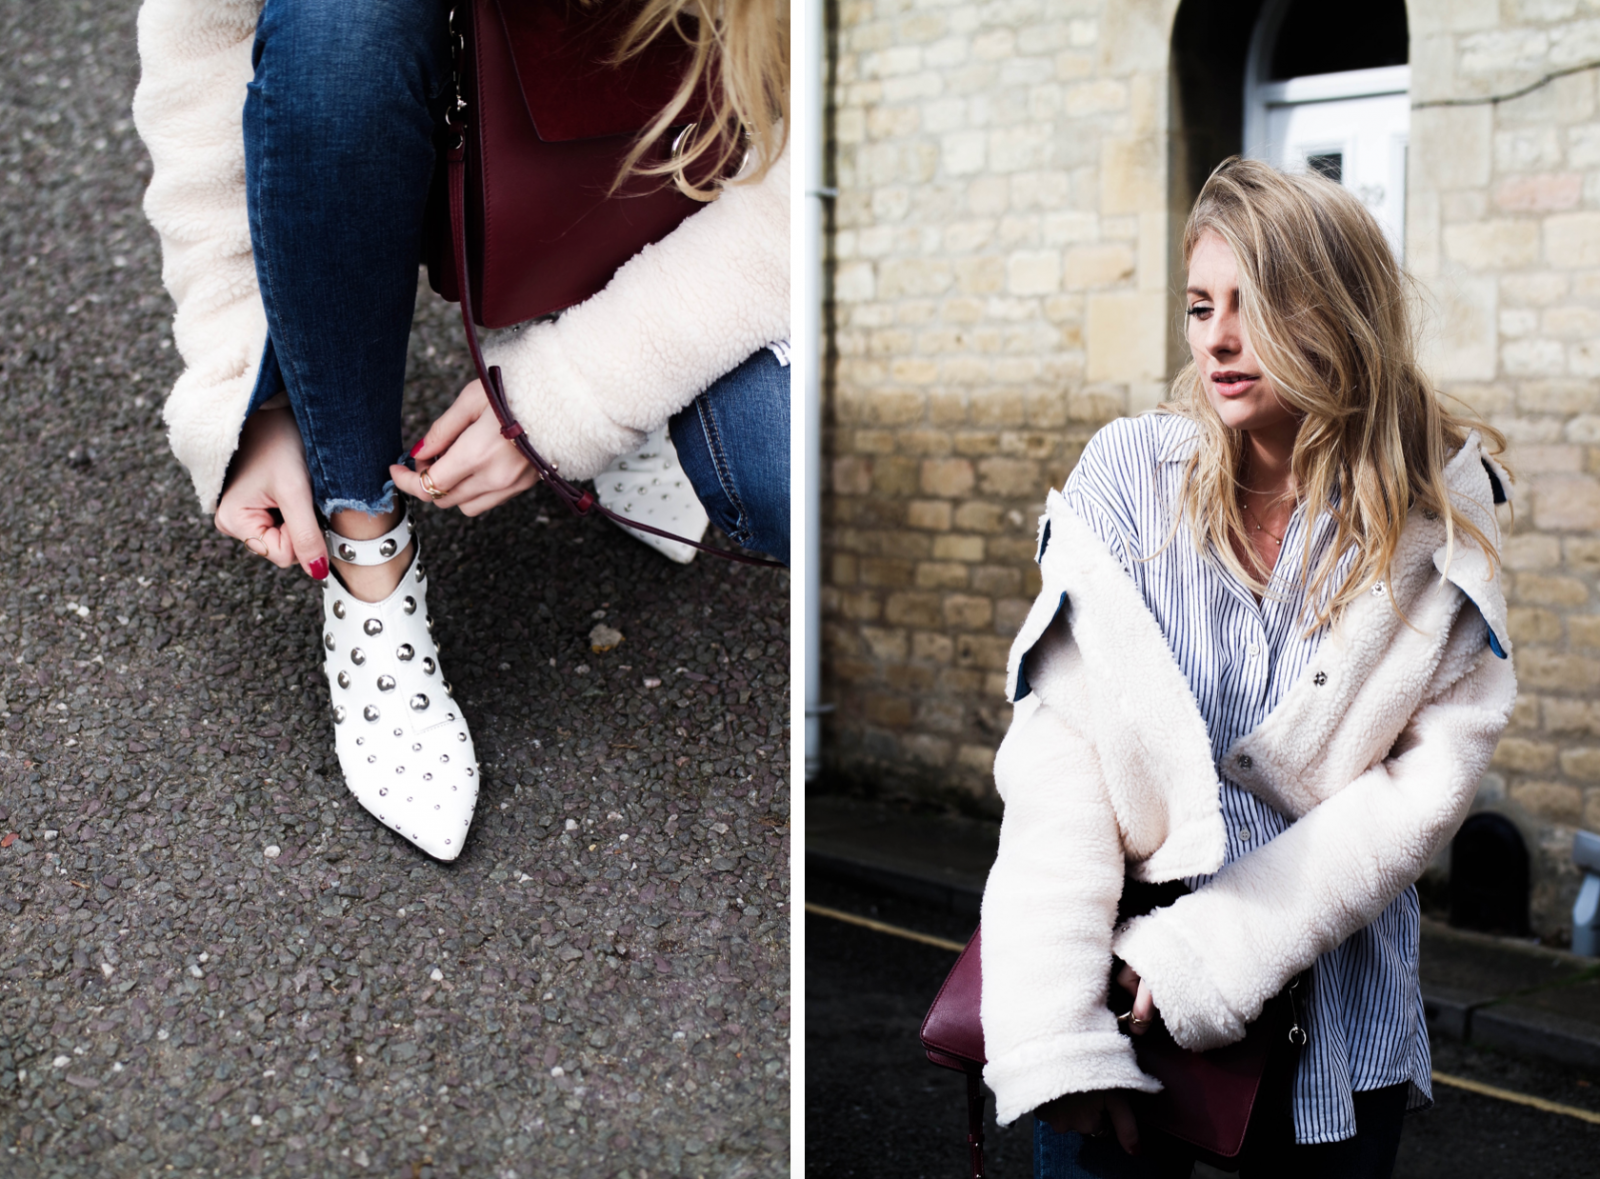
<box><xmin>980</xmin><ymin>159</ymin><xmax>1516</xmax><ymax>1177</ymax></box>
<box><xmin>133</xmin><ymin>0</ymin><xmax>789</xmax><ymax>860</ymax></box>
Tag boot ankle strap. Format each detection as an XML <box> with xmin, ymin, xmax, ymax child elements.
<box><xmin>325</xmin><ymin>513</ymin><xmax>414</xmax><ymax>566</ymax></box>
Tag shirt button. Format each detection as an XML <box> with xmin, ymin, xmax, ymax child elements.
<box><xmin>1247</xmin><ymin>643</ymin><xmax>1260</xmax><ymax>656</ymax></box>
<box><xmin>1238</xmin><ymin>827</ymin><xmax>1252</xmax><ymax>841</ymax></box>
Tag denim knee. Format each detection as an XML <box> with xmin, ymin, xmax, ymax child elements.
<box><xmin>251</xmin><ymin>0</ymin><xmax>449</xmax><ymax>133</ymax></box>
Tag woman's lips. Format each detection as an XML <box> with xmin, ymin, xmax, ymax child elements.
<box><xmin>1210</xmin><ymin>372</ymin><xmax>1259</xmax><ymax>397</ymax></box>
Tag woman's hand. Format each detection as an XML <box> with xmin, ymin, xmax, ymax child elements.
<box><xmin>214</xmin><ymin>406</ymin><xmax>327</xmax><ymax>580</ymax></box>
<box><xmin>1117</xmin><ymin>963</ymin><xmax>1158</xmax><ymax>1035</ymax></box>
<box><xmin>389</xmin><ymin>379</ymin><xmax>540</xmax><ymax>517</ymax></box>
<box><xmin>1034</xmin><ymin>1090</ymin><xmax>1140</xmax><ymax>1155</ymax></box>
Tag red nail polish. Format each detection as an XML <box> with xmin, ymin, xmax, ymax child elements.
<box><xmin>409</xmin><ymin>438</ymin><xmax>426</xmax><ymax>457</ymax></box>
<box><xmin>309</xmin><ymin>557</ymin><xmax>329</xmax><ymax>581</ymax></box>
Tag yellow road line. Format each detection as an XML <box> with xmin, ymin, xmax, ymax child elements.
<box><xmin>1431</xmin><ymin>1070</ymin><xmax>1600</xmax><ymax>1126</ymax></box>
<box><xmin>809</xmin><ymin>902</ymin><xmax>1600</xmax><ymax>1128</ymax></box>
<box><xmin>804</xmin><ymin>902</ymin><xmax>968</xmax><ymax>953</ymax></box>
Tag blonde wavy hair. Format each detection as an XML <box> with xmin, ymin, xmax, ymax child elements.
<box><xmin>611</xmin><ymin>0</ymin><xmax>789</xmax><ymax>197</ymax></box>
<box><xmin>1165</xmin><ymin>157</ymin><xmax>1508</xmax><ymax>625</ymax></box>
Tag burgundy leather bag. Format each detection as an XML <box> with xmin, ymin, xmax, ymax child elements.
<box><xmin>921</xmin><ymin>924</ymin><xmax>1303</xmax><ymax>1176</ymax></box>
<box><xmin>426</xmin><ymin>0</ymin><xmax>780</xmax><ymax>565</ymax></box>
<box><xmin>425</xmin><ymin>0</ymin><xmax>720</xmax><ymax>327</ymax></box>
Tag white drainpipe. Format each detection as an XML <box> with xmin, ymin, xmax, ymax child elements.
<box><xmin>802</xmin><ymin>0</ymin><xmax>830</xmax><ymax>781</ymax></box>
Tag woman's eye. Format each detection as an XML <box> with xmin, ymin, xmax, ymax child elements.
<box><xmin>1186</xmin><ymin>305</ymin><xmax>1211</xmax><ymax>319</ymax></box>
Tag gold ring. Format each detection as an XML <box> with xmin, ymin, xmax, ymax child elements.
<box><xmin>420</xmin><ymin>471</ymin><xmax>444</xmax><ymax>500</ymax></box>
<box><xmin>244</xmin><ymin>532</ymin><xmax>267</xmax><ymax>555</ymax></box>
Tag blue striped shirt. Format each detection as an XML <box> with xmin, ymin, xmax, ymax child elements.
<box><xmin>1061</xmin><ymin>413</ymin><xmax>1430</xmax><ymax>1144</ymax></box>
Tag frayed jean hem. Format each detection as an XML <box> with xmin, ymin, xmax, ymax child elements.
<box><xmin>320</xmin><ymin>482</ymin><xmax>399</xmax><ymax>520</ymax></box>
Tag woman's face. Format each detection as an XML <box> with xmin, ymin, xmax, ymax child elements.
<box><xmin>1185</xmin><ymin>229</ymin><xmax>1298</xmax><ymax>439</ymax></box>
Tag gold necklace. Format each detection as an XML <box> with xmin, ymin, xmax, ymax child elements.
<box><xmin>1244</xmin><ymin>502</ymin><xmax>1285</xmax><ymax>546</ymax></box>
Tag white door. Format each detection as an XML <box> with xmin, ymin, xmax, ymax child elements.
<box><xmin>1249</xmin><ymin>65</ymin><xmax>1409</xmax><ymax>259</ymax></box>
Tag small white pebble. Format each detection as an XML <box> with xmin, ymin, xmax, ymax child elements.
<box><xmin>100</xmin><ymin>963</ymin><xmax>114</xmax><ymax>978</ymax></box>
<box><xmin>199</xmin><ymin>952</ymin><xmax>209</xmax><ymax>963</ymax></box>
<box><xmin>251</xmin><ymin>1115</ymin><xmax>263</xmax><ymax>1127</ymax></box>
<box><xmin>355</xmin><ymin>1055</ymin><xmax>364</xmax><ymax>1064</ymax></box>
<box><xmin>419</xmin><ymin>1124</ymin><xmax>428</xmax><ymax>1135</ymax></box>
<box><xmin>189</xmin><ymin>965</ymin><xmax>204</xmax><ymax>978</ymax></box>
<box><xmin>51</xmin><ymin>1056</ymin><xmax>69</xmax><ymax>1069</ymax></box>
<box><xmin>430</xmin><ymin>968</ymin><xmax>443</xmax><ymax>982</ymax></box>
<box><xmin>43</xmin><ymin>830</ymin><xmax>58</xmax><ymax>842</ymax></box>
<box><xmin>643</xmin><ymin>677</ymin><xmax>661</xmax><ymax>689</ymax></box>
<box><xmin>550</xmin><ymin>1066</ymin><xmax>564</xmax><ymax>1077</ymax></box>
<box><xmin>111</xmin><ymin>1062</ymin><xmax>123</xmax><ymax>1072</ymax></box>
<box><xmin>619</xmin><ymin>834</ymin><xmax>629</xmax><ymax>842</ymax></box>
<box><xmin>517</xmin><ymin>873</ymin><xmax>533</xmax><ymax>883</ymax></box>
<box><xmin>564</xmin><ymin>819</ymin><xmax>578</xmax><ymax>832</ymax></box>
<box><xmin>263</xmin><ymin>845</ymin><xmax>281</xmax><ymax>859</ymax></box>
<box><xmin>396</xmin><ymin>908</ymin><xmax>406</xmax><ymax>917</ymax></box>
<box><xmin>156</xmin><ymin>1029</ymin><xmax>168</xmax><ymax>1041</ymax></box>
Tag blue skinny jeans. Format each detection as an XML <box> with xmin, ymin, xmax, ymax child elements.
<box><xmin>242</xmin><ymin>0</ymin><xmax>790</xmax><ymax>554</ymax></box>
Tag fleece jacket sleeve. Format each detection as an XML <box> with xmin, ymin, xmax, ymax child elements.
<box><xmin>133</xmin><ymin>0</ymin><xmax>269</xmax><ymax>513</ymax></box>
<box><xmin>981</xmin><ymin>698</ymin><xmax>1162</xmax><ymax>1127</ymax></box>
<box><xmin>482</xmin><ymin>144</ymin><xmax>790</xmax><ymax>482</ymax></box>
<box><xmin>1113</xmin><ymin>646</ymin><xmax>1517</xmax><ymax>1052</ymax></box>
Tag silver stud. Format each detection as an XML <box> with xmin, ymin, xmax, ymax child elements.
<box><xmin>363</xmin><ymin>705</ymin><xmax>380</xmax><ymax>722</ymax></box>
<box><xmin>413</xmin><ymin>743</ymin><xmax>422</xmax><ymax>752</ymax></box>
<box><xmin>397</xmin><ymin>643</ymin><xmax>415</xmax><ymax>662</ymax></box>
<box><xmin>402</xmin><ymin>597</ymin><xmax>417</xmax><ymax>615</ymax></box>
<box><xmin>411</xmin><ymin>694</ymin><xmax>430</xmax><ymax>711</ymax></box>
<box><xmin>333</xmin><ymin>600</ymin><xmax>346</xmax><ymax>619</ymax></box>
<box><xmin>377</xmin><ymin>675</ymin><xmax>396</xmax><ymax>692</ymax></box>
<box><xmin>406</xmin><ymin>797</ymin><xmax>413</xmax><ymax>803</ymax></box>
<box><xmin>423</xmin><ymin>773</ymin><xmax>433</xmax><ymax>781</ymax></box>
<box><xmin>405</xmin><ymin>518</ymin><xmax>415</xmax><ymax>534</ymax></box>
<box><xmin>356</xmin><ymin>737</ymin><xmax>365</xmax><ymax>746</ymax></box>
<box><xmin>1237</xmin><ymin>753</ymin><xmax>1253</xmax><ymax>770</ymax></box>
<box><xmin>467</xmin><ymin>768</ymin><xmax>475</xmax><ymax>777</ymax></box>
<box><xmin>446</xmin><ymin>713</ymin><xmax>455</xmax><ymax>722</ymax></box>
<box><xmin>324</xmin><ymin>633</ymin><xmax>336</xmax><ymax>651</ymax></box>
<box><xmin>443</xmin><ymin>681</ymin><xmax>453</xmax><ymax>697</ymax></box>
<box><xmin>415</xmin><ymin>564</ymin><xmax>426</xmax><ymax>582</ymax></box>
<box><xmin>444</xmin><ymin>839</ymin><xmax>451</xmax><ymax>846</ymax></box>
<box><xmin>368</xmin><ymin>755</ymin><xmax>377</xmax><ymax>763</ymax></box>
<box><xmin>350</xmin><ymin>648</ymin><xmax>366</xmax><ymax>666</ymax></box>
<box><xmin>364</xmin><ymin>619</ymin><xmax>383</xmax><ymax>636</ymax></box>
<box><xmin>426</xmin><ymin>615</ymin><xmax>434</xmax><ymax>631</ymax></box>
<box><xmin>396</xmin><ymin>766</ymin><xmax>405</xmax><ymax>774</ymax></box>
<box><xmin>423</xmin><ymin>657</ymin><xmax>436</xmax><ymax>675</ymax></box>
<box><xmin>332</xmin><ymin>705</ymin><xmax>346</xmax><ymax>724</ymax></box>
<box><xmin>1313</xmin><ymin>671</ymin><xmax>1327</xmax><ymax>686</ymax></box>
<box><xmin>457</xmin><ymin>732</ymin><xmax>467</xmax><ymax>742</ymax></box>
<box><xmin>338</xmin><ymin>543</ymin><xmax>356</xmax><ymax>561</ymax></box>
<box><xmin>379</xmin><ymin>787</ymin><xmax>387</xmax><ymax>797</ymax></box>
<box><xmin>337</xmin><ymin>671</ymin><xmax>350</xmax><ymax>689</ymax></box>
<box><xmin>440</xmin><ymin>754</ymin><xmax>449</xmax><ymax>764</ymax></box>
<box><xmin>378</xmin><ymin>538</ymin><xmax>397</xmax><ymax>558</ymax></box>
<box><xmin>394</xmin><ymin>728</ymin><xmax>403</xmax><ymax>737</ymax></box>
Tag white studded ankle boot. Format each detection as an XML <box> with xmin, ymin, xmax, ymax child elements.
<box><xmin>321</xmin><ymin>512</ymin><xmax>478</xmax><ymax>860</ymax></box>
<box><xmin>595</xmin><ymin>426</ymin><xmax>709</xmax><ymax>564</ymax></box>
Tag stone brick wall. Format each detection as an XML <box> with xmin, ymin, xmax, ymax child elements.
<box><xmin>822</xmin><ymin>0</ymin><xmax>1600</xmax><ymax>936</ymax></box>
<box><xmin>1409</xmin><ymin>0</ymin><xmax>1600</xmax><ymax>933</ymax></box>
<box><xmin>823</xmin><ymin>0</ymin><xmax>1178</xmax><ymax>799</ymax></box>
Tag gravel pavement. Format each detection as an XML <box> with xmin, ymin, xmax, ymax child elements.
<box><xmin>0</xmin><ymin>3</ymin><xmax>792</xmax><ymax>1176</ymax></box>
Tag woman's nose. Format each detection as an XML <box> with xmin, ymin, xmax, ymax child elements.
<box><xmin>1198</xmin><ymin>310</ymin><xmax>1240</xmax><ymax>361</ymax></box>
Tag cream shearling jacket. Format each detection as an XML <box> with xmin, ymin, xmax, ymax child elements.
<box><xmin>979</xmin><ymin>434</ymin><xmax>1517</xmax><ymax>1128</ymax></box>
<box><xmin>131</xmin><ymin>0</ymin><xmax>789</xmax><ymax>512</ymax></box>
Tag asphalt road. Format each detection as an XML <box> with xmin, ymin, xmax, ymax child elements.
<box><xmin>0</xmin><ymin>3</ymin><xmax>792</xmax><ymax>1176</ymax></box>
<box><xmin>805</xmin><ymin>875</ymin><xmax>1600</xmax><ymax>1179</ymax></box>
